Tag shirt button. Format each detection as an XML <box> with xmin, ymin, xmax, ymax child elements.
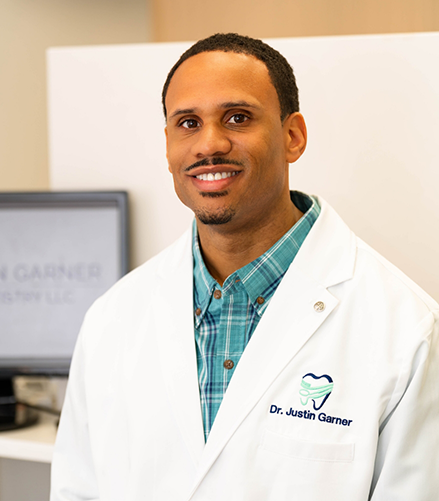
<box><xmin>223</xmin><ymin>359</ymin><xmax>234</xmax><ymax>370</ymax></box>
<box><xmin>195</xmin><ymin>308</ymin><xmax>201</xmax><ymax>316</ymax></box>
<box><xmin>314</xmin><ymin>301</ymin><xmax>325</xmax><ymax>312</ymax></box>
<box><xmin>256</xmin><ymin>296</ymin><xmax>265</xmax><ymax>305</ymax></box>
<box><xmin>213</xmin><ymin>290</ymin><xmax>222</xmax><ymax>299</ymax></box>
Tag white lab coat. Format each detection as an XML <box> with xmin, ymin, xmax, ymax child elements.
<box><xmin>51</xmin><ymin>197</ymin><xmax>439</xmax><ymax>501</ymax></box>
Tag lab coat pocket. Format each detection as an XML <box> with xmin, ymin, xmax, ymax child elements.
<box><xmin>261</xmin><ymin>429</ymin><xmax>355</xmax><ymax>462</ymax></box>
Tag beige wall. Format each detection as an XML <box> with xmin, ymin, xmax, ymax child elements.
<box><xmin>0</xmin><ymin>0</ymin><xmax>150</xmax><ymax>192</ymax></box>
<box><xmin>152</xmin><ymin>0</ymin><xmax>439</xmax><ymax>41</ymax></box>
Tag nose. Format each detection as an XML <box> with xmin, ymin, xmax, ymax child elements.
<box><xmin>191</xmin><ymin>123</ymin><xmax>232</xmax><ymax>158</ymax></box>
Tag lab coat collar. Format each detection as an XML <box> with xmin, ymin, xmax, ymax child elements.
<box><xmin>293</xmin><ymin>196</ymin><xmax>357</xmax><ymax>289</ymax></box>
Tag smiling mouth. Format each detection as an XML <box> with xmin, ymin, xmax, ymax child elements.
<box><xmin>195</xmin><ymin>171</ymin><xmax>239</xmax><ymax>181</ymax></box>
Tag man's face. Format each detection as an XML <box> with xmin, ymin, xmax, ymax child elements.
<box><xmin>165</xmin><ymin>51</ymin><xmax>304</xmax><ymax>229</ymax></box>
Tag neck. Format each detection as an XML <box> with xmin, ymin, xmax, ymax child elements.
<box><xmin>196</xmin><ymin>199</ymin><xmax>303</xmax><ymax>286</ymax></box>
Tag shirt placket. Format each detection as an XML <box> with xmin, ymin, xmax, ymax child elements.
<box><xmin>217</xmin><ymin>282</ymin><xmax>249</xmax><ymax>389</ymax></box>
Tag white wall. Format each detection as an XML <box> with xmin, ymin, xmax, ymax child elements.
<box><xmin>48</xmin><ymin>42</ymin><xmax>193</xmax><ymax>269</ymax></box>
<box><xmin>48</xmin><ymin>33</ymin><xmax>439</xmax><ymax>301</ymax></box>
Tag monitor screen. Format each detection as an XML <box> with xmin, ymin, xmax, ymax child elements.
<box><xmin>0</xmin><ymin>191</ymin><xmax>129</xmax><ymax>375</ymax></box>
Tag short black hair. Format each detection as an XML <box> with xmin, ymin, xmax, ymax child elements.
<box><xmin>162</xmin><ymin>33</ymin><xmax>299</xmax><ymax>121</ymax></box>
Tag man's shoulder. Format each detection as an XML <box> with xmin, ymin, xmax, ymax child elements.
<box><xmin>299</xmin><ymin>197</ymin><xmax>438</xmax><ymax>316</ymax></box>
<box><xmin>86</xmin><ymin>227</ymin><xmax>193</xmax><ymax>320</ymax></box>
<box><xmin>354</xmin><ymin>236</ymin><xmax>438</xmax><ymax>313</ymax></box>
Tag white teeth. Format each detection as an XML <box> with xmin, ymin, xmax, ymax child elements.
<box><xmin>196</xmin><ymin>171</ymin><xmax>237</xmax><ymax>180</ymax></box>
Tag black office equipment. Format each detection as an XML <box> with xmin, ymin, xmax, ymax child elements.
<box><xmin>0</xmin><ymin>191</ymin><xmax>129</xmax><ymax>429</ymax></box>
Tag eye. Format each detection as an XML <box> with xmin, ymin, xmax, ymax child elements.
<box><xmin>227</xmin><ymin>113</ymin><xmax>249</xmax><ymax>125</ymax></box>
<box><xmin>180</xmin><ymin>119</ymin><xmax>199</xmax><ymax>129</ymax></box>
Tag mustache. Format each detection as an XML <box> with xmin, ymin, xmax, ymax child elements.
<box><xmin>184</xmin><ymin>157</ymin><xmax>244</xmax><ymax>173</ymax></box>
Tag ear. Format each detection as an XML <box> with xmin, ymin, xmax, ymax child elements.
<box><xmin>283</xmin><ymin>113</ymin><xmax>307</xmax><ymax>164</ymax></box>
<box><xmin>164</xmin><ymin>127</ymin><xmax>172</xmax><ymax>173</ymax></box>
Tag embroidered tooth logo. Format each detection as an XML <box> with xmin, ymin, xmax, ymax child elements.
<box><xmin>299</xmin><ymin>373</ymin><xmax>334</xmax><ymax>411</ymax></box>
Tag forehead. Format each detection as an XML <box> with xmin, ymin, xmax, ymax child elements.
<box><xmin>165</xmin><ymin>51</ymin><xmax>280</xmax><ymax>117</ymax></box>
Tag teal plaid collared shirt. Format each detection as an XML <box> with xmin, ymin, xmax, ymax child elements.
<box><xmin>193</xmin><ymin>191</ymin><xmax>320</xmax><ymax>441</ymax></box>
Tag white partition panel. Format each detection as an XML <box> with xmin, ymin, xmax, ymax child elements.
<box><xmin>47</xmin><ymin>33</ymin><xmax>439</xmax><ymax>301</ymax></box>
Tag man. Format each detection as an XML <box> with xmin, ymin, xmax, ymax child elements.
<box><xmin>51</xmin><ymin>33</ymin><xmax>439</xmax><ymax>501</ymax></box>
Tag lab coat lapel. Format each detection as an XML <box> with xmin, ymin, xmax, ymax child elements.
<box><xmin>188</xmin><ymin>198</ymin><xmax>357</xmax><ymax>495</ymax></box>
<box><xmin>190</xmin><ymin>270</ymin><xmax>338</xmax><ymax>491</ymax></box>
<box><xmin>153</xmin><ymin>230</ymin><xmax>205</xmax><ymax>468</ymax></box>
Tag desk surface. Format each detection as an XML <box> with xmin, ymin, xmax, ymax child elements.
<box><xmin>0</xmin><ymin>413</ymin><xmax>57</xmax><ymax>463</ymax></box>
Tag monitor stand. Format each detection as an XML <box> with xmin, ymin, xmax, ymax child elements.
<box><xmin>0</xmin><ymin>376</ymin><xmax>39</xmax><ymax>432</ymax></box>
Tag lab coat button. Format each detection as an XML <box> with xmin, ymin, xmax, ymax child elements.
<box><xmin>223</xmin><ymin>359</ymin><xmax>234</xmax><ymax>370</ymax></box>
<box><xmin>314</xmin><ymin>301</ymin><xmax>325</xmax><ymax>312</ymax></box>
<box><xmin>214</xmin><ymin>290</ymin><xmax>222</xmax><ymax>299</ymax></box>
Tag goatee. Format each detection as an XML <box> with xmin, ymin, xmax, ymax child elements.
<box><xmin>195</xmin><ymin>207</ymin><xmax>236</xmax><ymax>225</ymax></box>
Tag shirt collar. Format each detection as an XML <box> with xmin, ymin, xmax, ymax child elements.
<box><xmin>193</xmin><ymin>191</ymin><xmax>320</xmax><ymax>323</ymax></box>
<box><xmin>193</xmin><ymin>228</ymin><xmax>216</xmax><ymax>320</ymax></box>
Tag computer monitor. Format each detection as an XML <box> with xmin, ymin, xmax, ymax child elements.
<box><xmin>0</xmin><ymin>191</ymin><xmax>129</xmax><ymax>429</ymax></box>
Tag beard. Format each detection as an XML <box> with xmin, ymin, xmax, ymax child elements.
<box><xmin>195</xmin><ymin>206</ymin><xmax>236</xmax><ymax>225</ymax></box>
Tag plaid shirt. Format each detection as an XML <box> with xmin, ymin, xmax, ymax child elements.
<box><xmin>193</xmin><ymin>191</ymin><xmax>320</xmax><ymax>440</ymax></box>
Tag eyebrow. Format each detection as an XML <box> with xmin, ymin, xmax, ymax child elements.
<box><xmin>169</xmin><ymin>108</ymin><xmax>195</xmax><ymax>120</ymax></box>
<box><xmin>168</xmin><ymin>101</ymin><xmax>259</xmax><ymax>120</ymax></box>
<box><xmin>220</xmin><ymin>100</ymin><xmax>258</xmax><ymax>110</ymax></box>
